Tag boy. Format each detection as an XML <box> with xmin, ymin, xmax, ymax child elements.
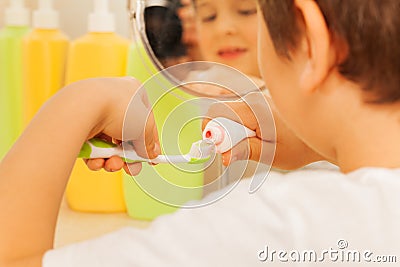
<box><xmin>192</xmin><ymin>0</ymin><xmax>260</xmax><ymax>79</ymax></box>
<box><xmin>1</xmin><ymin>0</ymin><xmax>399</xmax><ymax>266</ymax></box>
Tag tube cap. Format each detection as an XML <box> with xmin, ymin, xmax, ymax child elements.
<box><xmin>5</xmin><ymin>0</ymin><xmax>30</xmax><ymax>26</ymax></box>
<box><xmin>203</xmin><ymin>125</ymin><xmax>224</xmax><ymax>145</ymax></box>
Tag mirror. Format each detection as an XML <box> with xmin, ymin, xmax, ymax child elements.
<box><xmin>124</xmin><ymin>0</ymin><xmax>274</xmax><ymax>201</ymax></box>
<box><xmin>127</xmin><ymin>0</ymin><xmax>265</xmax><ymax>98</ymax></box>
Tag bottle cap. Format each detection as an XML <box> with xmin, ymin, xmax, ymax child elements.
<box><xmin>5</xmin><ymin>0</ymin><xmax>30</xmax><ymax>26</ymax></box>
<box><xmin>88</xmin><ymin>0</ymin><xmax>115</xmax><ymax>32</ymax></box>
<box><xmin>33</xmin><ymin>0</ymin><xmax>59</xmax><ymax>29</ymax></box>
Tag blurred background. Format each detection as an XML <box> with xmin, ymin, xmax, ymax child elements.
<box><xmin>0</xmin><ymin>0</ymin><xmax>130</xmax><ymax>38</ymax></box>
<box><xmin>0</xmin><ymin>0</ymin><xmax>266</xmax><ymax>223</ymax></box>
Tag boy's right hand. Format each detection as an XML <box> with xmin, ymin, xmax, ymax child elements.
<box><xmin>83</xmin><ymin>77</ymin><xmax>160</xmax><ymax>175</ymax></box>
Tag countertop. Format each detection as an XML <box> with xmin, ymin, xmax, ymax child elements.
<box><xmin>54</xmin><ymin>197</ymin><xmax>150</xmax><ymax>248</ymax></box>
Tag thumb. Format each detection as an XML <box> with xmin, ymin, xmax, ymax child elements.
<box><xmin>132</xmin><ymin>111</ymin><xmax>160</xmax><ymax>160</ymax></box>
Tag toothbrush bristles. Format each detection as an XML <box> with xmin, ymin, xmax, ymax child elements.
<box><xmin>189</xmin><ymin>139</ymin><xmax>215</xmax><ymax>159</ymax></box>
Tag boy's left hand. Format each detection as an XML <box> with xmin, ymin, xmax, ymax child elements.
<box><xmin>203</xmin><ymin>92</ymin><xmax>325</xmax><ymax>169</ymax></box>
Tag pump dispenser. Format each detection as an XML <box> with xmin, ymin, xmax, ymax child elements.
<box><xmin>65</xmin><ymin>0</ymin><xmax>130</xmax><ymax>212</ymax></box>
<box><xmin>23</xmin><ymin>0</ymin><xmax>69</xmax><ymax>125</ymax></box>
<box><xmin>4</xmin><ymin>0</ymin><xmax>30</xmax><ymax>26</ymax></box>
<box><xmin>32</xmin><ymin>0</ymin><xmax>59</xmax><ymax>29</ymax></box>
<box><xmin>88</xmin><ymin>0</ymin><xmax>115</xmax><ymax>32</ymax></box>
<box><xmin>0</xmin><ymin>0</ymin><xmax>30</xmax><ymax>159</ymax></box>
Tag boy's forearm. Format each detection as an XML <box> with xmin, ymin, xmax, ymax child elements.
<box><xmin>0</xmin><ymin>80</ymin><xmax>109</xmax><ymax>266</ymax></box>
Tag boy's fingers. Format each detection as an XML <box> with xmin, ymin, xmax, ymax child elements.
<box><xmin>222</xmin><ymin>137</ymin><xmax>275</xmax><ymax>166</ymax></box>
<box><xmin>85</xmin><ymin>157</ymin><xmax>125</xmax><ymax>172</ymax></box>
<box><xmin>85</xmin><ymin>158</ymin><xmax>104</xmax><ymax>171</ymax></box>
<box><xmin>144</xmin><ymin>112</ymin><xmax>160</xmax><ymax>159</ymax></box>
<box><xmin>132</xmin><ymin>112</ymin><xmax>160</xmax><ymax>160</ymax></box>
<box><xmin>221</xmin><ymin>138</ymin><xmax>257</xmax><ymax>166</ymax></box>
<box><xmin>202</xmin><ymin>100</ymin><xmax>258</xmax><ymax>132</ymax></box>
<box><xmin>124</xmin><ymin>163</ymin><xmax>142</xmax><ymax>176</ymax></box>
<box><xmin>104</xmin><ymin>156</ymin><xmax>125</xmax><ymax>172</ymax></box>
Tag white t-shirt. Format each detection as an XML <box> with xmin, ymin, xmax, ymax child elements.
<box><xmin>44</xmin><ymin>168</ymin><xmax>400</xmax><ymax>266</ymax></box>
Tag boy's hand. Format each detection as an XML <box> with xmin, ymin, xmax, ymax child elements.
<box><xmin>203</xmin><ymin>93</ymin><xmax>325</xmax><ymax>169</ymax></box>
<box><xmin>84</xmin><ymin>77</ymin><xmax>160</xmax><ymax>176</ymax></box>
<box><xmin>203</xmin><ymin>92</ymin><xmax>275</xmax><ymax>166</ymax></box>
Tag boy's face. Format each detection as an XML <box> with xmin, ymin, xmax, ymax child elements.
<box><xmin>194</xmin><ymin>0</ymin><xmax>260</xmax><ymax>77</ymax></box>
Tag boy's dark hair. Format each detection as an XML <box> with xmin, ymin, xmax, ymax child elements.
<box><xmin>259</xmin><ymin>0</ymin><xmax>400</xmax><ymax>104</ymax></box>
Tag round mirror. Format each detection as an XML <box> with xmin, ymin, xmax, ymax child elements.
<box><xmin>127</xmin><ymin>0</ymin><xmax>265</xmax><ymax>99</ymax></box>
<box><xmin>123</xmin><ymin>0</ymin><xmax>274</xmax><ymax>218</ymax></box>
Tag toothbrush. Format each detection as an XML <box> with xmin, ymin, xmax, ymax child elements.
<box><xmin>202</xmin><ymin>117</ymin><xmax>256</xmax><ymax>153</ymax></box>
<box><xmin>78</xmin><ymin>138</ymin><xmax>215</xmax><ymax>164</ymax></box>
<box><xmin>78</xmin><ymin>118</ymin><xmax>255</xmax><ymax>164</ymax></box>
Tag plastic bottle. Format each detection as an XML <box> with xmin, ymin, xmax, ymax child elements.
<box><xmin>0</xmin><ymin>0</ymin><xmax>31</xmax><ymax>160</ymax></box>
<box><xmin>65</xmin><ymin>0</ymin><xmax>129</xmax><ymax>81</ymax></box>
<box><xmin>22</xmin><ymin>0</ymin><xmax>69</xmax><ymax>126</ymax></box>
<box><xmin>65</xmin><ymin>0</ymin><xmax>130</xmax><ymax>212</ymax></box>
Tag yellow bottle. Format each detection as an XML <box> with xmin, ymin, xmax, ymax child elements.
<box><xmin>23</xmin><ymin>0</ymin><xmax>69</xmax><ymax>126</ymax></box>
<box><xmin>65</xmin><ymin>0</ymin><xmax>130</xmax><ymax>212</ymax></box>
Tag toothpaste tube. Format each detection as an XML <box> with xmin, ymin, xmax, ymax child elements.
<box><xmin>203</xmin><ymin>117</ymin><xmax>256</xmax><ymax>153</ymax></box>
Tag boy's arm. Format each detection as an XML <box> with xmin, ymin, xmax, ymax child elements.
<box><xmin>203</xmin><ymin>92</ymin><xmax>327</xmax><ymax>169</ymax></box>
<box><xmin>0</xmin><ymin>78</ymin><xmax>155</xmax><ymax>267</ymax></box>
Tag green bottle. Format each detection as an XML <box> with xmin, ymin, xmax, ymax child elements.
<box><xmin>0</xmin><ymin>0</ymin><xmax>31</xmax><ymax>159</ymax></box>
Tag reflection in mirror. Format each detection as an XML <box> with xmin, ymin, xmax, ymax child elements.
<box><xmin>129</xmin><ymin>0</ymin><xmax>266</xmax><ymax>98</ymax></box>
<box><xmin>127</xmin><ymin>0</ymin><xmax>271</xmax><ymax>196</ymax></box>
<box><xmin>144</xmin><ymin>0</ymin><xmax>189</xmax><ymax>66</ymax></box>
<box><xmin>188</xmin><ymin>0</ymin><xmax>260</xmax><ymax>77</ymax></box>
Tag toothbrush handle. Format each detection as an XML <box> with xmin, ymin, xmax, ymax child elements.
<box><xmin>152</xmin><ymin>155</ymin><xmax>189</xmax><ymax>164</ymax></box>
<box><xmin>78</xmin><ymin>138</ymin><xmax>147</xmax><ymax>163</ymax></box>
<box><xmin>78</xmin><ymin>139</ymin><xmax>191</xmax><ymax>164</ymax></box>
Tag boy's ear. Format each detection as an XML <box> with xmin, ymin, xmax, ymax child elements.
<box><xmin>294</xmin><ymin>0</ymin><xmax>334</xmax><ymax>94</ymax></box>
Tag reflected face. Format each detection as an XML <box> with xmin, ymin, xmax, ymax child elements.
<box><xmin>194</xmin><ymin>0</ymin><xmax>260</xmax><ymax>77</ymax></box>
